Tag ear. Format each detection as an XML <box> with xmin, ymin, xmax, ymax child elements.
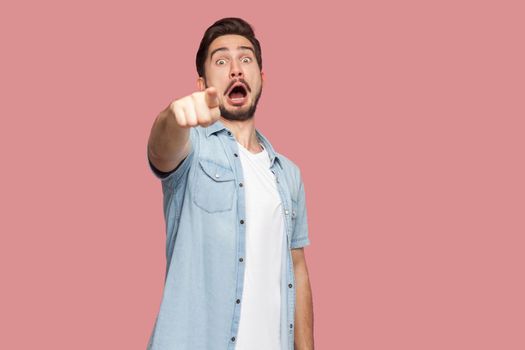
<box><xmin>261</xmin><ymin>71</ymin><xmax>265</xmax><ymax>87</ymax></box>
<box><xmin>197</xmin><ymin>77</ymin><xmax>206</xmax><ymax>91</ymax></box>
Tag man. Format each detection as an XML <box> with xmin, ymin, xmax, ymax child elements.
<box><xmin>146</xmin><ymin>17</ymin><xmax>314</xmax><ymax>350</ymax></box>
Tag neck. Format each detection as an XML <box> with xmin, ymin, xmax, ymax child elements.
<box><xmin>220</xmin><ymin>117</ymin><xmax>262</xmax><ymax>152</ymax></box>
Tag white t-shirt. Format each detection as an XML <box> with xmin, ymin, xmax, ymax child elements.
<box><xmin>234</xmin><ymin>141</ymin><xmax>285</xmax><ymax>350</ymax></box>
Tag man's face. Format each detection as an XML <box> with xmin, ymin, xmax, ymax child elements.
<box><xmin>199</xmin><ymin>34</ymin><xmax>264</xmax><ymax>121</ymax></box>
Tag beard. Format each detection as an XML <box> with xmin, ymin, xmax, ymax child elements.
<box><xmin>205</xmin><ymin>79</ymin><xmax>263</xmax><ymax>121</ymax></box>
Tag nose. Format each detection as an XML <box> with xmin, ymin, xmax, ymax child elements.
<box><xmin>230</xmin><ymin>61</ymin><xmax>243</xmax><ymax>79</ymax></box>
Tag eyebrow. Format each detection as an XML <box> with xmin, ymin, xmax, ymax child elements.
<box><xmin>209</xmin><ymin>46</ymin><xmax>255</xmax><ymax>60</ymax></box>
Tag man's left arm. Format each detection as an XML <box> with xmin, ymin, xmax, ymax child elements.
<box><xmin>292</xmin><ymin>247</ymin><xmax>314</xmax><ymax>350</ymax></box>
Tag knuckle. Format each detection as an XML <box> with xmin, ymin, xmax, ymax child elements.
<box><xmin>191</xmin><ymin>91</ymin><xmax>203</xmax><ymax>100</ymax></box>
<box><xmin>177</xmin><ymin>117</ymin><xmax>187</xmax><ymax>127</ymax></box>
<box><xmin>170</xmin><ymin>100</ymin><xmax>180</xmax><ymax>111</ymax></box>
<box><xmin>198</xmin><ymin>116</ymin><xmax>211</xmax><ymax>126</ymax></box>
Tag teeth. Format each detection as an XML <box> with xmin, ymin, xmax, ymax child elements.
<box><xmin>230</xmin><ymin>96</ymin><xmax>245</xmax><ymax>103</ymax></box>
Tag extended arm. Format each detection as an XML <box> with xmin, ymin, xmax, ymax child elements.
<box><xmin>148</xmin><ymin>87</ymin><xmax>220</xmax><ymax>172</ymax></box>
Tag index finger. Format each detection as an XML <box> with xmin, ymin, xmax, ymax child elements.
<box><xmin>205</xmin><ymin>87</ymin><xmax>220</xmax><ymax>109</ymax></box>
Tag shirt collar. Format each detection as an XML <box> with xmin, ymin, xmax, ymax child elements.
<box><xmin>205</xmin><ymin>120</ymin><xmax>283</xmax><ymax>169</ymax></box>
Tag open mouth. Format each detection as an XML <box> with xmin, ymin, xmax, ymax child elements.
<box><xmin>226</xmin><ymin>83</ymin><xmax>248</xmax><ymax>106</ymax></box>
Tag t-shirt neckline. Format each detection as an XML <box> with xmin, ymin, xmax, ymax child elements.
<box><xmin>237</xmin><ymin>141</ymin><xmax>267</xmax><ymax>157</ymax></box>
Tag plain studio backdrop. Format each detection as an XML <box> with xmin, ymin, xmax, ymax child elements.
<box><xmin>0</xmin><ymin>0</ymin><xmax>523</xmax><ymax>349</ymax></box>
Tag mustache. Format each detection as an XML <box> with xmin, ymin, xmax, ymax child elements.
<box><xmin>224</xmin><ymin>79</ymin><xmax>251</xmax><ymax>95</ymax></box>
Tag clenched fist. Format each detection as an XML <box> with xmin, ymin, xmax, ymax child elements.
<box><xmin>170</xmin><ymin>87</ymin><xmax>221</xmax><ymax>128</ymax></box>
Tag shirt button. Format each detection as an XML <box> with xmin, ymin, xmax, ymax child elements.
<box><xmin>285</xmin><ymin>209</ymin><xmax>289</xmax><ymax>215</ymax></box>
<box><xmin>239</xmin><ymin>182</ymin><xmax>243</xmax><ymax>187</ymax></box>
<box><xmin>240</xmin><ymin>219</ymin><xmax>244</xmax><ymax>224</ymax></box>
<box><xmin>288</xmin><ymin>283</ymin><xmax>293</xmax><ymax>288</ymax></box>
<box><xmin>227</xmin><ymin>131</ymin><xmax>232</xmax><ymax>136</ymax></box>
<box><xmin>215</xmin><ymin>174</ymin><xmax>220</xmax><ymax>178</ymax></box>
<box><xmin>234</xmin><ymin>153</ymin><xmax>238</xmax><ymax>157</ymax></box>
<box><xmin>236</xmin><ymin>299</ymin><xmax>240</xmax><ymax>304</ymax></box>
<box><xmin>290</xmin><ymin>324</ymin><xmax>293</xmax><ymax>328</ymax></box>
<box><xmin>231</xmin><ymin>337</ymin><xmax>236</xmax><ymax>342</ymax></box>
<box><xmin>239</xmin><ymin>257</ymin><xmax>244</xmax><ymax>262</ymax></box>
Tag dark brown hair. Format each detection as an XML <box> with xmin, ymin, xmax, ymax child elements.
<box><xmin>196</xmin><ymin>17</ymin><xmax>263</xmax><ymax>78</ymax></box>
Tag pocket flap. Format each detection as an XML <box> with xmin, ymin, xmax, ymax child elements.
<box><xmin>198</xmin><ymin>159</ymin><xmax>235</xmax><ymax>182</ymax></box>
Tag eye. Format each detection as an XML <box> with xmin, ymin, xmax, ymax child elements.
<box><xmin>216</xmin><ymin>59</ymin><xmax>227</xmax><ymax>65</ymax></box>
<box><xmin>241</xmin><ymin>57</ymin><xmax>252</xmax><ymax>63</ymax></box>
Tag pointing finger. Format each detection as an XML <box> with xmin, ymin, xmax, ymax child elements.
<box><xmin>205</xmin><ymin>87</ymin><xmax>220</xmax><ymax>109</ymax></box>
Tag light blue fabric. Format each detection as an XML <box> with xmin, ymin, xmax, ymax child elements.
<box><xmin>146</xmin><ymin>120</ymin><xmax>311</xmax><ymax>350</ymax></box>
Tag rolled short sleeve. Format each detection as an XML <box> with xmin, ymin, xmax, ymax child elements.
<box><xmin>147</xmin><ymin>127</ymin><xmax>198</xmax><ymax>189</ymax></box>
<box><xmin>290</xmin><ymin>176</ymin><xmax>311</xmax><ymax>249</ymax></box>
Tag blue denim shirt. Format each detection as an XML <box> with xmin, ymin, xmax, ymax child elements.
<box><xmin>146</xmin><ymin>120</ymin><xmax>311</xmax><ymax>350</ymax></box>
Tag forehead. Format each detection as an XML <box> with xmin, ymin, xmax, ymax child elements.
<box><xmin>208</xmin><ymin>34</ymin><xmax>254</xmax><ymax>57</ymax></box>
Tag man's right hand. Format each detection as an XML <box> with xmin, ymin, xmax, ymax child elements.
<box><xmin>148</xmin><ymin>87</ymin><xmax>220</xmax><ymax>173</ymax></box>
<box><xmin>169</xmin><ymin>87</ymin><xmax>221</xmax><ymax>128</ymax></box>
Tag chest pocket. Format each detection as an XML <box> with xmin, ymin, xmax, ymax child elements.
<box><xmin>193</xmin><ymin>159</ymin><xmax>236</xmax><ymax>213</ymax></box>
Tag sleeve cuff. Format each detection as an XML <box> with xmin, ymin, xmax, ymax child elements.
<box><xmin>291</xmin><ymin>238</ymin><xmax>311</xmax><ymax>249</ymax></box>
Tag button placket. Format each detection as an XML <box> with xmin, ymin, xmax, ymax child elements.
<box><xmin>272</xmin><ymin>166</ymin><xmax>296</xmax><ymax>347</ymax></box>
<box><xmin>228</xmin><ymin>135</ymin><xmax>246</xmax><ymax>346</ymax></box>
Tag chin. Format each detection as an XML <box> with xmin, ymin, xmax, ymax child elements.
<box><xmin>220</xmin><ymin>104</ymin><xmax>256</xmax><ymax>121</ymax></box>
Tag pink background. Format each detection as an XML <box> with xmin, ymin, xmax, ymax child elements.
<box><xmin>1</xmin><ymin>0</ymin><xmax>524</xmax><ymax>349</ymax></box>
